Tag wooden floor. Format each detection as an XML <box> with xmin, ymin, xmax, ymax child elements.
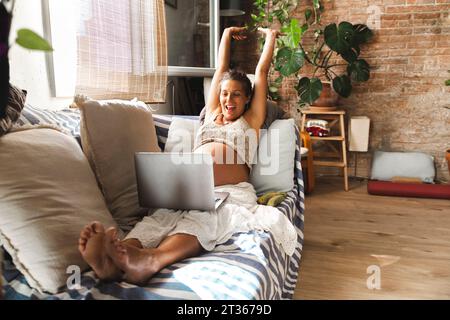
<box><xmin>294</xmin><ymin>177</ymin><xmax>450</xmax><ymax>300</ymax></box>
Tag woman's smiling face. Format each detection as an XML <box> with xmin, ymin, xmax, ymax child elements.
<box><xmin>220</xmin><ymin>80</ymin><xmax>249</xmax><ymax>121</ymax></box>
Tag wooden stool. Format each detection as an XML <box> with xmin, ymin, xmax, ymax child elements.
<box><xmin>300</xmin><ymin>109</ymin><xmax>348</xmax><ymax>191</ymax></box>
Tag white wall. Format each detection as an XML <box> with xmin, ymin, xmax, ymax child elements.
<box><xmin>9</xmin><ymin>0</ymin><xmax>73</xmax><ymax>110</ymax></box>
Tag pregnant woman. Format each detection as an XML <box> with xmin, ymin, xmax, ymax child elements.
<box><xmin>78</xmin><ymin>27</ymin><xmax>281</xmax><ymax>284</ymax></box>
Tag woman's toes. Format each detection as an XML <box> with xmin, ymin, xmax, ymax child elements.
<box><xmin>78</xmin><ymin>232</ymin><xmax>92</xmax><ymax>252</ymax></box>
<box><xmin>78</xmin><ymin>240</ymin><xmax>86</xmax><ymax>253</ymax></box>
<box><xmin>80</xmin><ymin>229</ymin><xmax>91</xmax><ymax>240</ymax></box>
<box><xmin>105</xmin><ymin>227</ymin><xmax>118</xmax><ymax>241</ymax></box>
<box><xmin>114</xmin><ymin>243</ymin><xmax>127</xmax><ymax>254</ymax></box>
<box><xmin>80</xmin><ymin>224</ymin><xmax>92</xmax><ymax>236</ymax></box>
<box><xmin>90</xmin><ymin>221</ymin><xmax>105</xmax><ymax>234</ymax></box>
<box><xmin>79</xmin><ymin>222</ymin><xmax>107</xmax><ymax>256</ymax></box>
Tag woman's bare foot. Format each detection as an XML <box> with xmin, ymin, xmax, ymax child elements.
<box><xmin>105</xmin><ymin>233</ymin><xmax>161</xmax><ymax>285</ymax></box>
<box><xmin>78</xmin><ymin>222</ymin><xmax>122</xmax><ymax>281</ymax></box>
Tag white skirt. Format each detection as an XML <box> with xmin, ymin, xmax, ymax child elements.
<box><xmin>125</xmin><ymin>182</ymin><xmax>297</xmax><ymax>256</ymax></box>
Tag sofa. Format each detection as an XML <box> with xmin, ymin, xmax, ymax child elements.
<box><xmin>0</xmin><ymin>100</ymin><xmax>305</xmax><ymax>300</ymax></box>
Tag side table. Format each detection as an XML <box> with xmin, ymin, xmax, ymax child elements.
<box><xmin>300</xmin><ymin>109</ymin><xmax>349</xmax><ymax>191</ymax></box>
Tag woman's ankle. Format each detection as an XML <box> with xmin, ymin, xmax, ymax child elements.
<box><xmin>121</xmin><ymin>238</ymin><xmax>143</xmax><ymax>248</ymax></box>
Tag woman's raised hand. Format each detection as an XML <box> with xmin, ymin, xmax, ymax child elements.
<box><xmin>257</xmin><ymin>27</ymin><xmax>281</xmax><ymax>38</ymax></box>
<box><xmin>226</xmin><ymin>26</ymin><xmax>247</xmax><ymax>40</ymax></box>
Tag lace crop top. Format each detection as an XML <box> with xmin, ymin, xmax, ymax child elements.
<box><xmin>193</xmin><ymin>112</ymin><xmax>258</xmax><ymax>169</ymax></box>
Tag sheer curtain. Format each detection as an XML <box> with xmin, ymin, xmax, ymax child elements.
<box><xmin>75</xmin><ymin>0</ymin><xmax>167</xmax><ymax>103</ymax></box>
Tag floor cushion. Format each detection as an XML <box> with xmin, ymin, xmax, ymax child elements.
<box><xmin>367</xmin><ymin>180</ymin><xmax>450</xmax><ymax>200</ymax></box>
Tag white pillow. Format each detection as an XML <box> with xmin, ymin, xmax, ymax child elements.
<box><xmin>371</xmin><ymin>151</ymin><xmax>435</xmax><ymax>183</ymax></box>
<box><xmin>166</xmin><ymin>117</ymin><xmax>296</xmax><ymax>195</ymax></box>
<box><xmin>164</xmin><ymin>117</ymin><xmax>200</xmax><ymax>152</ymax></box>
<box><xmin>250</xmin><ymin>119</ymin><xmax>296</xmax><ymax>195</ymax></box>
<box><xmin>0</xmin><ymin>127</ymin><xmax>117</xmax><ymax>294</ymax></box>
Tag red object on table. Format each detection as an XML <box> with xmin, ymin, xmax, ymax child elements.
<box><xmin>305</xmin><ymin>126</ymin><xmax>329</xmax><ymax>137</ymax></box>
<box><xmin>367</xmin><ymin>180</ymin><xmax>450</xmax><ymax>200</ymax></box>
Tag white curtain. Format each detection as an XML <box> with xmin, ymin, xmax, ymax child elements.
<box><xmin>75</xmin><ymin>0</ymin><xmax>167</xmax><ymax>103</ymax></box>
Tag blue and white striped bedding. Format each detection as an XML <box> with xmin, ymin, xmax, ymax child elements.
<box><xmin>15</xmin><ymin>104</ymin><xmax>81</xmax><ymax>137</ymax></box>
<box><xmin>2</xmin><ymin>114</ymin><xmax>305</xmax><ymax>300</ymax></box>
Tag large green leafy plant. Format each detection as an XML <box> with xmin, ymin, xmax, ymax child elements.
<box><xmin>251</xmin><ymin>0</ymin><xmax>373</xmax><ymax>107</ymax></box>
<box><xmin>1</xmin><ymin>0</ymin><xmax>52</xmax><ymax>113</ymax></box>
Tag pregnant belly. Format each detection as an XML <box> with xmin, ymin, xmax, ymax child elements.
<box><xmin>194</xmin><ymin>142</ymin><xmax>249</xmax><ymax>186</ymax></box>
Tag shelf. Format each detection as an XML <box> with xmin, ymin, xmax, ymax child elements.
<box><xmin>310</xmin><ymin>136</ymin><xmax>344</xmax><ymax>141</ymax></box>
<box><xmin>301</xmin><ymin>109</ymin><xmax>346</xmax><ymax>115</ymax></box>
<box><xmin>313</xmin><ymin>160</ymin><xmax>346</xmax><ymax>167</ymax></box>
<box><xmin>314</xmin><ymin>151</ymin><xmax>341</xmax><ymax>158</ymax></box>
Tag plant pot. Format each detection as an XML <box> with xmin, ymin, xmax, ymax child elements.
<box><xmin>310</xmin><ymin>82</ymin><xmax>339</xmax><ymax>111</ymax></box>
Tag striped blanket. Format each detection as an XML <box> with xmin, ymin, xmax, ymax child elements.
<box><xmin>1</xmin><ymin>111</ymin><xmax>305</xmax><ymax>300</ymax></box>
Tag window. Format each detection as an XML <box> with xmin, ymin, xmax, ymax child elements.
<box><xmin>44</xmin><ymin>0</ymin><xmax>168</xmax><ymax>102</ymax></box>
<box><xmin>165</xmin><ymin>0</ymin><xmax>219</xmax><ymax>76</ymax></box>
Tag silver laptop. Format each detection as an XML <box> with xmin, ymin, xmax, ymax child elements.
<box><xmin>135</xmin><ymin>152</ymin><xmax>229</xmax><ymax>211</ymax></box>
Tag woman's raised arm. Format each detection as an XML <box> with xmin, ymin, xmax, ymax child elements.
<box><xmin>205</xmin><ymin>27</ymin><xmax>247</xmax><ymax>117</ymax></box>
<box><xmin>244</xmin><ymin>28</ymin><xmax>279</xmax><ymax>130</ymax></box>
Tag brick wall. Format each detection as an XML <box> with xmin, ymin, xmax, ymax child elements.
<box><xmin>223</xmin><ymin>1</ymin><xmax>260</xmax><ymax>73</ymax></box>
<box><xmin>237</xmin><ymin>0</ymin><xmax>450</xmax><ymax>182</ymax></box>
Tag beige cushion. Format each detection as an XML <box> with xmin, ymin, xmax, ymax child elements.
<box><xmin>0</xmin><ymin>128</ymin><xmax>117</xmax><ymax>294</ymax></box>
<box><xmin>79</xmin><ymin>99</ymin><xmax>161</xmax><ymax>230</ymax></box>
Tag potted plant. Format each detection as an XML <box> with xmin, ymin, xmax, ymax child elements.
<box><xmin>251</xmin><ymin>0</ymin><xmax>373</xmax><ymax>109</ymax></box>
